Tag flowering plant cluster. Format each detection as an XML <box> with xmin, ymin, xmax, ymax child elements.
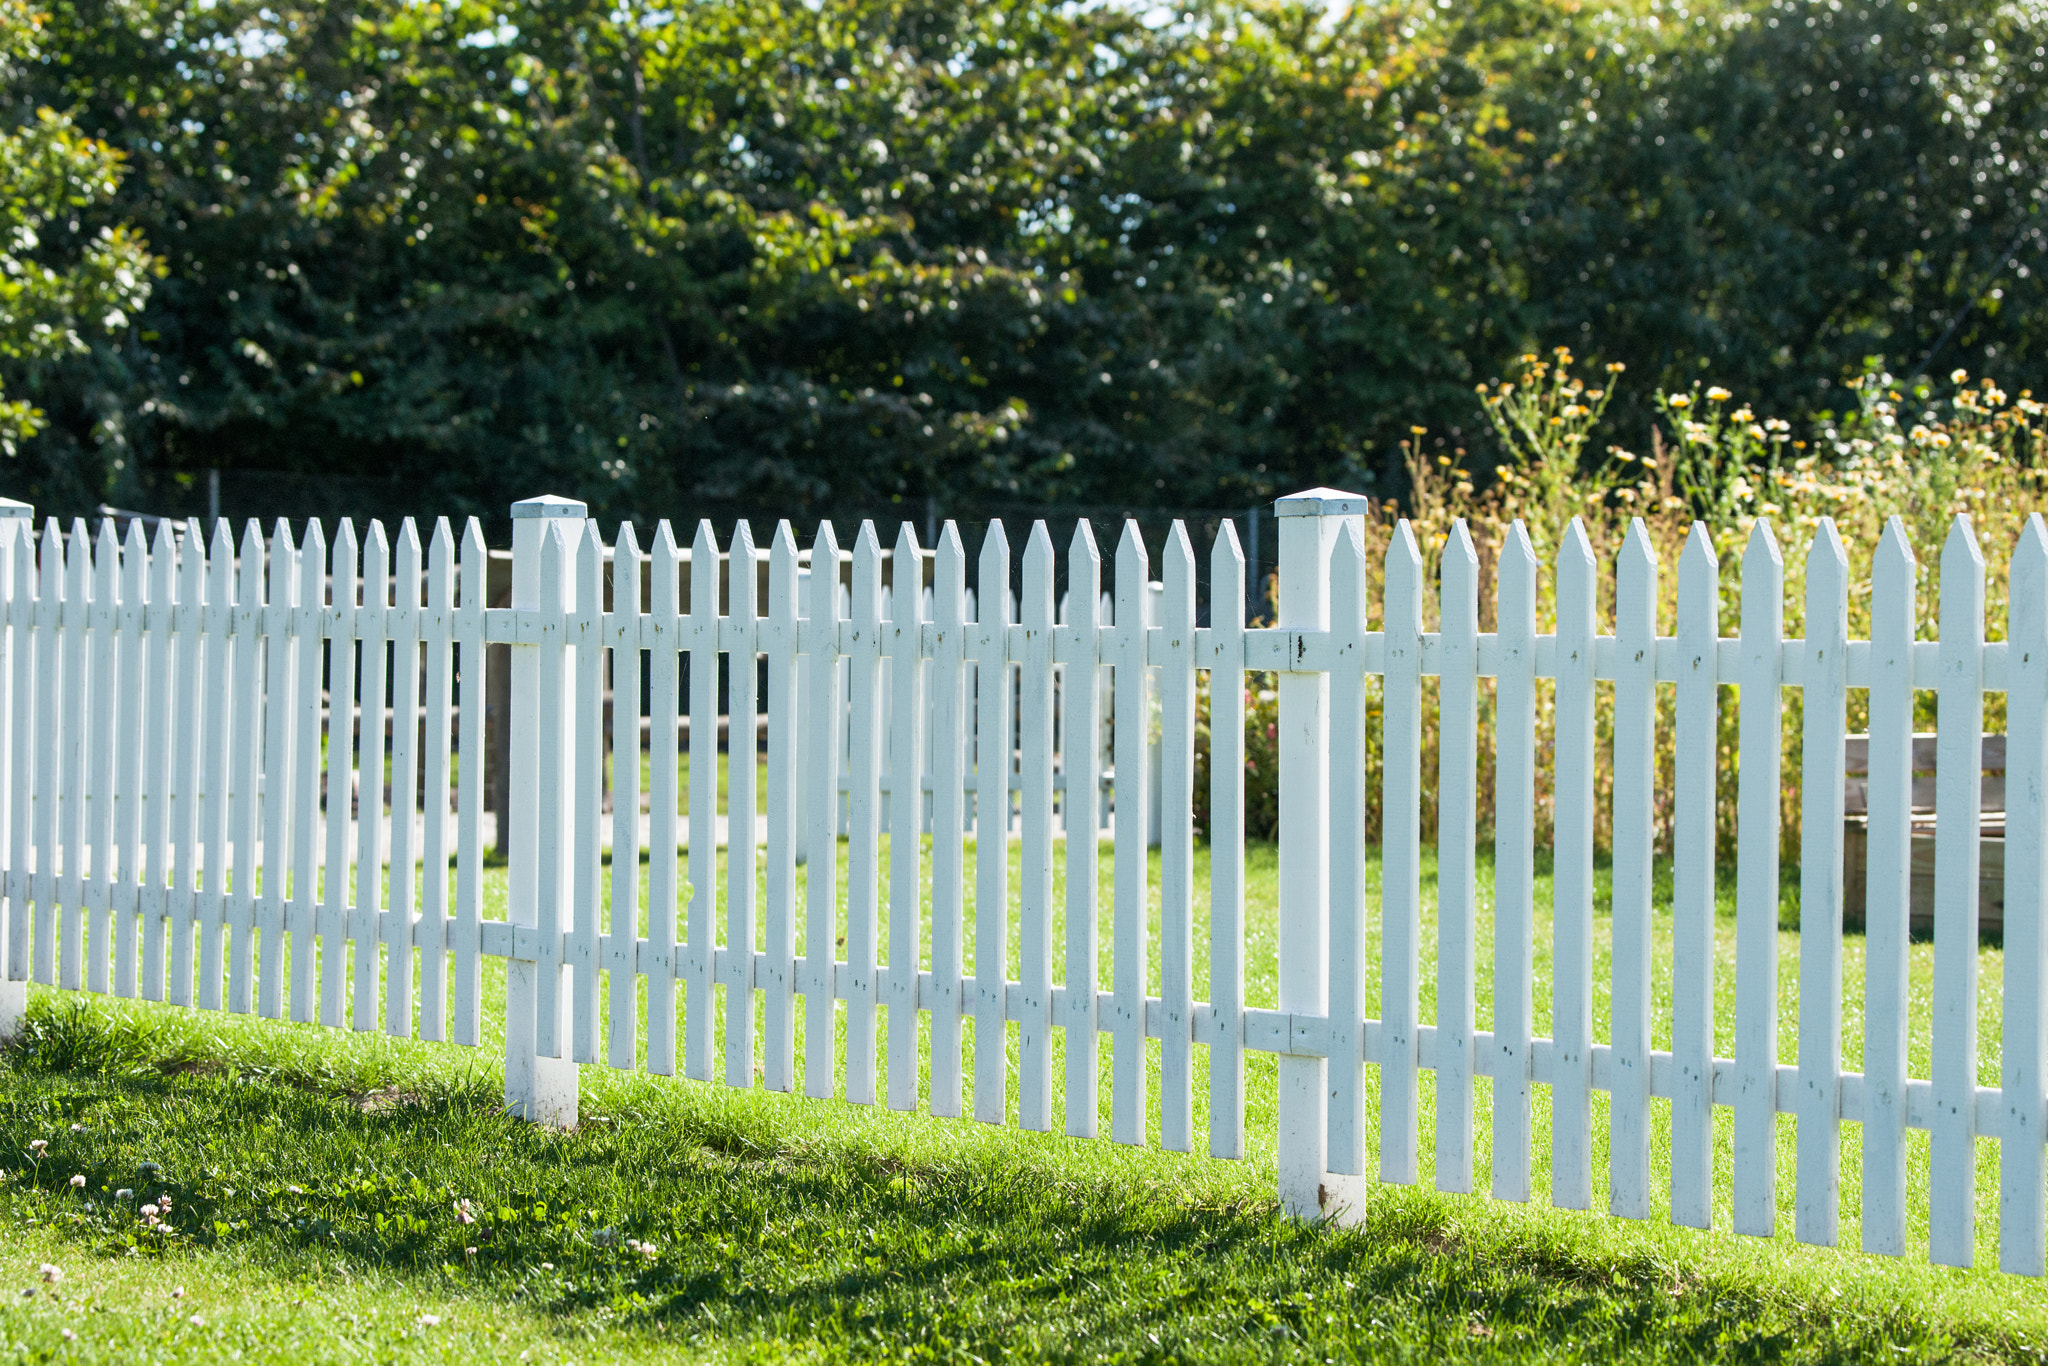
<box><xmin>1196</xmin><ymin>350</ymin><xmax>2048</xmax><ymax>860</ymax></box>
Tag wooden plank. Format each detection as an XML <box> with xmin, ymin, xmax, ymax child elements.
<box><xmin>258</xmin><ymin>519</ymin><xmax>299</xmax><ymax>1019</ymax></box>
<box><xmin>1099</xmin><ymin>592</ymin><xmax>1114</xmax><ymax>837</ymax></box>
<box><xmin>844</xmin><ymin>523</ymin><xmax>885</xmax><ymax>1105</ymax></box>
<box><xmin>227</xmin><ymin>520</ymin><xmax>265</xmax><ymax>1013</ymax></box>
<box><xmin>646</xmin><ymin>522</ymin><xmax>682</xmax><ymax>1074</ymax></box>
<box><xmin>1862</xmin><ymin>517</ymin><xmax>1916</xmax><ymax>1256</ymax></box>
<box><xmin>532</xmin><ymin>520</ymin><xmax>570</xmax><ymax>1060</ymax></box>
<box><xmin>0</xmin><ymin>520</ymin><xmax>20</xmax><ymax>985</ymax></box>
<box><xmin>1206</xmin><ymin>523</ymin><xmax>1246</xmax><ymax>1160</ymax></box>
<box><xmin>167</xmin><ymin>521</ymin><xmax>208</xmax><ymax>1007</ymax></box>
<box><xmin>1609</xmin><ymin>521</ymin><xmax>1657</xmax><ymax>1218</ymax></box>
<box><xmin>886</xmin><ymin>523</ymin><xmax>926</xmax><ymax>1111</ymax></box>
<box><xmin>1436</xmin><ymin>520</ymin><xmax>1481</xmax><ymax>1194</ymax></box>
<box><xmin>1326</xmin><ymin>524</ymin><xmax>1370</xmax><ymax>1177</ymax></box>
<box><xmin>1671</xmin><ymin>523</ymin><xmax>1720</xmax><ymax>1229</ymax></box>
<box><xmin>2002</xmin><ymin>514</ymin><xmax>2048</xmax><ymax>1274</ymax></box>
<box><xmin>1734</xmin><ymin>519</ymin><xmax>1785</xmax><ymax>1237</ymax></box>
<box><xmin>1796</xmin><ymin>520</ymin><xmax>1850</xmax><ymax>1245</ymax></box>
<box><xmin>142</xmin><ymin>521</ymin><xmax>178</xmax><ymax>1001</ymax></box>
<box><xmin>353</xmin><ymin>522</ymin><xmax>390</xmax><ymax>1032</ymax></box>
<box><xmin>1930</xmin><ymin>515</ymin><xmax>1986</xmax><ymax>1268</ymax></box>
<box><xmin>87</xmin><ymin>520</ymin><xmax>117</xmax><ymax>995</ymax></box>
<box><xmin>1274</xmin><ymin>498</ymin><xmax>1336</xmax><ymax>1216</ymax></box>
<box><xmin>803</xmin><ymin>522</ymin><xmax>844</xmax><ymax>1100</ymax></box>
<box><xmin>727</xmin><ymin>521</ymin><xmax>761</xmax><ymax>1087</ymax></box>
<box><xmin>58</xmin><ymin>518</ymin><xmax>90</xmax><ymax>992</ymax></box>
<box><xmin>197</xmin><ymin>520</ymin><xmax>235</xmax><ymax>1011</ymax></box>
<box><xmin>288</xmin><ymin>522</ymin><xmax>327</xmax><ymax>1024</ymax></box>
<box><xmin>113</xmin><ymin>520</ymin><xmax>148</xmax><ymax>999</ymax></box>
<box><xmin>1381</xmin><ymin>520</ymin><xmax>1425</xmax><ymax>1185</ymax></box>
<box><xmin>1157</xmin><ymin>523</ymin><xmax>1198</xmax><ymax>1153</ymax></box>
<box><xmin>417</xmin><ymin>520</ymin><xmax>455</xmax><ymax>1043</ymax></box>
<box><xmin>385</xmin><ymin>521</ymin><xmax>423</xmax><ymax>1037</ymax></box>
<box><xmin>607</xmin><ymin>522</ymin><xmax>644</xmax><ymax>1070</ymax></box>
<box><xmin>1065</xmin><ymin>522</ymin><xmax>1104</xmax><ymax>1140</ymax></box>
<box><xmin>973</xmin><ymin>521</ymin><xmax>1012</xmax><ymax>1124</ymax></box>
<box><xmin>569</xmin><ymin>521</ymin><xmax>604</xmax><ymax>1063</ymax></box>
<box><xmin>1551</xmin><ymin>518</ymin><xmax>1597</xmax><ymax>1210</ymax></box>
<box><xmin>1018</xmin><ymin>523</ymin><xmax>1056</xmax><ymax>1131</ymax></box>
<box><xmin>31</xmin><ymin>520</ymin><xmax>63</xmax><ymax>989</ymax></box>
<box><xmin>1492</xmin><ymin>521</ymin><xmax>1538</xmax><ymax>1203</ymax></box>
<box><xmin>28</xmin><ymin>522</ymin><xmax>55</xmax><ymax>988</ymax></box>
<box><xmin>0</xmin><ymin>519</ymin><xmax>11</xmax><ymax>983</ymax></box>
<box><xmin>452</xmin><ymin>518</ymin><xmax>489</xmax><ymax>1046</ymax></box>
<box><xmin>685</xmin><ymin>520</ymin><xmax>719</xmax><ymax>1081</ymax></box>
<box><xmin>1111</xmin><ymin>521</ymin><xmax>1149</xmax><ymax>1145</ymax></box>
<box><xmin>763</xmin><ymin>522</ymin><xmax>802</xmax><ymax>1092</ymax></box>
<box><xmin>321</xmin><ymin>523</ymin><xmax>359</xmax><ymax>1028</ymax></box>
<box><xmin>7</xmin><ymin>523</ymin><xmax>38</xmax><ymax>986</ymax></box>
<box><xmin>928</xmin><ymin>525</ymin><xmax>969</xmax><ymax>1116</ymax></box>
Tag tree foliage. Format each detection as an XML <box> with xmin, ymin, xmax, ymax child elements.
<box><xmin>0</xmin><ymin>0</ymin><xmax>155</xmax><ymax>466</ymax></box>
<box><xmin>4</xmin><ymin>0</ymin><xmax>2046</xmax><ymax>528</ymax></box>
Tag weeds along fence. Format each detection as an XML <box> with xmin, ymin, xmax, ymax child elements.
<box><xmin>0</xmin><ymin>488</ymin><xmax>2045</xmax><ymax>1277</ymax></box>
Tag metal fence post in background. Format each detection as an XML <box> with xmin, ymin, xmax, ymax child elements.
<box><xmin>0</xmin><ymin>497</ymin><xmax>29</xmax><ymax>1039</ymax></box>
<box><xmin>504</xmin><ymin>494</ymin><xmax>584</xmax><ymax>1126</ymax></box>
<box><xmin>1275</xmin><ymin>486</ymin><xmax>1367</xmax><ymax>1218</ymax></box>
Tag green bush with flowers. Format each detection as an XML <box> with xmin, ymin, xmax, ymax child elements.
<box><xmin>1196</xmin><ymin>351</ymin><xmax>2048</xmax><ymax>864</ymax></box>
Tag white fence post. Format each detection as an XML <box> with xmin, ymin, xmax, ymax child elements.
<box><xmin>0</xmin><ymin>496</ymin><xmax>28</xmax><ymax>1039</ymax></box>
<box><xmin>505</xmin><ymin>493</ymin><xmax>584</xmax><ymax>1126</ymax></box>
<box><xmin>1275</xmin><ymin>486</ymin><xmax>1367</xmax><ymax>1218</ymax></box>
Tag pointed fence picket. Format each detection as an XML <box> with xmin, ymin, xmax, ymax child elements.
<box><xmin>1491</xmin><ymin>522</ymin><xmax>1538</xmax><ymax>1205</ymax></box>
<box><xmin>1063</xmin><ymin>524</ymin><xmax>1103</xmax><ymax>1140</ymax></box>
<box><xmin>113</xmin><ymin>521</ymin><xmax>146</xmax><ymax>1001</ymax></box>
<box><xmin>2004</xmin><ymin>518</ymin><xmax>2048</xmax><ymax>1275</ymax></box>
<box><xmin>1734</xmin><ymin>522</ymin><xmax>1784</xmax><ymax>1237</ymax></box>
<box><xmin>1326</xmin><ymin>524</ymin><xmax>1370</xmax><ymax>1181</ymax></box>
<box><xmin>1670</xmin><ymin>525</ymin><xmax>1719</xmax><ymax>1229</ymax></box>
<box><xmin>973</xmin><ymin>522</ymin><xmax>1011</xmax><ymax>1126</ymax></box>
<box><xmin>1437</xmin><ymin>523</ymin><xmax>1480</xmax><ymax>1196</ymax></box>
<box><xmin>1863</xmin><ymin>517</ymin><xmax>1917</xmax><ymax>1257</ymax></box>
<box><xmin>1018</xmin><ymin>525</ymin><xmax>1055</xmax><ymax>1132</ymax></box>
<box><xmin>11</xmin><ymin>494</ymin><xmax>2048</xmax><ymax>1277</ymax></box>
<box><xmin>1204</xmin><ymin>524</ymin><xmax>1246</xmax><ymax>1162</ymax></box>
<box><xmin>1933</xmin><ymin>520</ymin><xmax>1988</xmax><ymax>1268</ymax></box>
<box><xmin>1610</xmin><ymin>522</ymin><xmax>1656</xmax><ymax>1219</ymax></box>
<box><xmin>1380</xmin><ymin>522</ymin><xmax>1424</xmax><ymax>1186</ymax></box>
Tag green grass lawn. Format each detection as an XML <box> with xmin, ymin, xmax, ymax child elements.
<box><xmin>1</xmin><ymin>840</ymin><xmax>2044</xmax><ymax>1363</ymax></box>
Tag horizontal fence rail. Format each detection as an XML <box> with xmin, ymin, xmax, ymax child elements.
<box><xmin>0</xmin><ymin>489</ymin><xmax>2044</xmax><ymax>1276</ymax></box>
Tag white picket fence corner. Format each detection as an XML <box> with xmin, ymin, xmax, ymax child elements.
<box><xmin>0</xmin><ymin>488</ymin><xmax>2045</xmax><ymax>1274</ymax></box>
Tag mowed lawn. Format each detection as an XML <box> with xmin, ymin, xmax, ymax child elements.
<box><xmin>0</xmin><ymin>834</ymin><xmax>2043</xmax><ymax>1363</ymax></box>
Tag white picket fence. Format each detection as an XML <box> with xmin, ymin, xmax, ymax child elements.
<box><xmin>0</xmin><ymin>488</ymin><xmax>2045</xmax><ymax>1276</ymax></box>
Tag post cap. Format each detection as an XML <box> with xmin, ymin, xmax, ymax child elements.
<box><xmin>511</xmin><ymin>495</ymin><xmax>588</xmax><ymax>520</ymax></box>
<box><xmin>1274</xmin><ymin>487</ymin><xmax>1372</xmax><ymax>518</ymax></box>
<box><xmin>0</xmin><ymin>498</ymin><xmax>33</xmax><ymax>519</ymax></box>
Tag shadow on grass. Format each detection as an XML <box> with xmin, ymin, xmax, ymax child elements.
<box><xmin>0</xmin><ymin>999</ymin><xmax>1997</xmax><ymax>1363</ymax></box>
